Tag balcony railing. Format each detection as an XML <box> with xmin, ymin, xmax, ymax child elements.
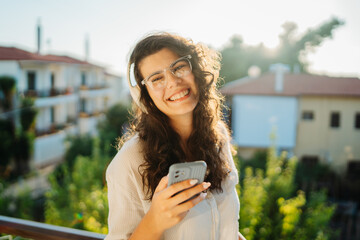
<box><xmin>0</xmin><ymin>215</ymin><xmax>106</xmax><ymax>240</ymax></box>
<box><xmin>22</xmin><ymin>88</ymin><xmax>74</xmax><ymax>98</ymax></box>
<box><xmin>35</xmin><ymin>121</ymin><xmax>76</xmax><ymax>137</ymax></box>
<box><xmin>79</xmin><ymin>111</ymin><xmax>104</xmax><ymax>118</ymax></box>
<box><xmin>79</xmin><ymin>85</ymin><xmax>109</xmax><ymax>91</ymax></box>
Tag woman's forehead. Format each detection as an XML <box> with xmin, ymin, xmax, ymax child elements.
<box><xmin>138</xmin><ymin>48</ymin><xmax>180</xmax><ymax>77</ymax></box>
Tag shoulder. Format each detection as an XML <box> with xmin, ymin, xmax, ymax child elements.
<box><xmin>217</xmin><ymin>121</ymin><xmax>231</xmax><ymax>140</ymax></box>
<box><xmin>106</xmin><ymin>134</ymin><xmax>144</xmax><ymax>182</ymax></box>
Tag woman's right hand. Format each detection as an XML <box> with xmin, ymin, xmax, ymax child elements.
<box><xmin>145</xmin><ymin>176</ymin><xmax>210</xmax><ymax>235</ymax></box>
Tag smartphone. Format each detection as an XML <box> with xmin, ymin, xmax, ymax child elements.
<box><xmin>167</xmin><ymin>160</ymin><xmax>207</xmax><ymax>187</ymax></box>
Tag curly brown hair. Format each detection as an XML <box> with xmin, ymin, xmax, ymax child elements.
<box><xmin>122</xmin><ymin>32</ymin><xmax>231</xmax><ymax>200</ymax></box>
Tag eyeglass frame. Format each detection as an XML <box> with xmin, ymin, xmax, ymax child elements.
<box><xmin>140</xmin><ymin>55</ymin><xmax>192</xmax><ymax>90</ymax></box>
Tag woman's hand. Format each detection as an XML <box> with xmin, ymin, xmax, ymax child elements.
<box><xmin>142</xmin><ymin>176</ymin><xmax>210</xmax><ymax>237</ymax></box>
<box><xmin>129</xmin><ymin>176</ymin><xmax>210</xmax><ymax>240</ymax></box>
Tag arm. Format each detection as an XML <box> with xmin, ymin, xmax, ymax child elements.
<box><xmin>129</xmin><ymin>176</ymin><xmax>210</xmax><ymax>240</ymax></box>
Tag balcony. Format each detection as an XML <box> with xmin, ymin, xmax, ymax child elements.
<box><xmin>20</xmin><ymin>88</ymin><xmax>78</xmax><ymax>108</ymax></box>
<box><xmin>78</xmin><ymin>112</ymin><xmax>104</xmax><ymax>136</ymax></box>
<box><xmin>23</xmin><ymin>88</ymin><xmax>74</xmax><ymax>98</ymax></box>
<box><xmin>34</xmin><ymin>123</ymin><xmax>78</xmax><ymax>167</ymax></box>
<box><xmin>79</xmin><ymin>85</ymin><xmax>111</xmax><ymax>98</ymax></box>
<box><xmin>0</xmin><ymin>215</ymin><xmax>105</xmax><ymax>240</ymax></box>
<box><xmin>35</xmin><ymin>119</ymin><xmax>77</xmax><ymax>137</ymax></box>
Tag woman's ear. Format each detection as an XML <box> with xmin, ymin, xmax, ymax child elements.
<box><xmin>127</xmin><ymin>62</ymin><xmax>148</xmax><ymax>113</ymax></box>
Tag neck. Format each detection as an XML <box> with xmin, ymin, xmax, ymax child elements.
<box><xmin>169</xmin><ymin>113</ymin><xmax>193</xmax><ymax>145</ymax></box>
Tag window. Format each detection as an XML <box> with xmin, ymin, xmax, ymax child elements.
<box><xmin>81</xmin><ymin>72</ymin><xmax>86</xmax><ymax>86</ymax></box>
<box><xmin>330</xmin><ymin>112</ymin><xmax>340</xmax><ymax>128</ymax></box>
<box><xmin>50</xmin><ymin>73</ymin><xmax>55</xmax><ymax>88</ymax></box>
<box><xmin>355</xmin><ymin>112</ymin><xmax>360</xmax><ymax>129</ymax></box>
<box><xmin>27</xmin><ymin>71</ymin><xmax>36</xmax><ymax>90</ymax></box>
<box><xmin>302</xmin><ymin>111</ymin><xmax>314</xmax><ymax>120</ymax></box>
<box><xmin>50</xmin><ymin>107</ymin><xmax>55</xmax><ymax>124</ymax></box>
<box><xmin>80</xmin><ymin>99</ymin><xmax>86</xmax><ymax>112</ymax></box>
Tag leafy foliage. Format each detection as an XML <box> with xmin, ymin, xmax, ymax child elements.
<box><xmin>45</xmin><ymin>138</ymin><xmax>109</xmax><ymax>233</ymax></box>
<box><xmin>0</xmin><ymin>96</ymin><xmax>37</xmax><ymax>178</ymax></box>
<box><xmin>236</xmin><ymin>147</ymin><xmax>337</xmax><ymax>240</ymax></box>
<box><xmin>20</xmin><ymin>97</ymin><xmax>37</xmax><ymax>132</ymax></box>
<box><xmin>0</xmin><ymin>119</ymin><xmax>15</xmax><ymax>175</ymax></box>
<box><xmin>64</xmin><ymin>134</ymin><xmax>94</xmax><ymax>170</ymax></box>
<box><xmin>220</xmin><ymin>17</ymin><xmax>344</xmax><ymax>84</ymax></box>
<box><xmin>0</xmin><ymin>180</ymin><xmax>36</xmax><ymax>220</ymax></box>
<box><xmin>44</xmin><ymin>103</ymin><xmax>130</xmax><ymax>233</ymax></box>
<box><xmin>97</xmin><ymin>103</ymin><xmax>130</xmax><ymax>157</ymax></box>
<box><xmin>0</xmin><ymin>76</ymin><xmax>16</xmax><ymax>111</ymax></box>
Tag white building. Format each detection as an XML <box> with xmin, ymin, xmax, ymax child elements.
<box><xmin>0</xmin><ymin>46</ymin><xmax>129</xmax><ymax>167</ymax></box>
<box><xmin>221</xmin><ymin>64</ymin><xmax>360</xmax><ymax>175</ymax></box>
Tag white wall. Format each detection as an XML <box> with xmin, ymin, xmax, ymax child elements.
<box><xmin>232</xmin><ymin>95</ymin><xmax>298</xmax><ymax>149</ymax></box>
<box><xmin>33</xmin><ymin>126</ymin><xmax>78</xmax><ymax>166</ymax></box>
<box><xmin>106</xmin><ymin>74</ymin><xmax>130</xmax><ymax>106</ymax></box>
<box><xmin>34</xmin><ymin>130</ymin><xmax>66</xmax><ymax>165</ymax></box>
<box><xmin>0</xmin><ymin>61</ymin><xmax>21</xmax><ymax>83</ymax></box>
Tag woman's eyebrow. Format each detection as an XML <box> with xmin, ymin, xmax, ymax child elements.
<box><xmin>145</xmin><ymin>57</ymin><xmax>181</xmax><ymax>79</ymax></box>
<box><xmin>146</xmin><ymin>70</ymin><xmax>163</xmax><ymax>79</ymax></box>
<box><xmin>170</xmin><ymin>59</ymin><xmax>181</xmax><ymax>68</ymax></box>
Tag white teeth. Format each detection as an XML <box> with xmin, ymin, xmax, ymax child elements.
<box><xmin>169</xmin><ymin>89</ymin><xmax>190</xmax><ymax>101</ymax></box>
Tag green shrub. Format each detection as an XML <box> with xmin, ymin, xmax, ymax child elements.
<box><xmin>45</xmin><ymin>138</ymin><xmax>109</xmax><ymax>233</ymax></box>
<box><xmin>236</xmin><ymin>147</ymin><xmax>337</xmax><ymax>240</ymax></box>
<box><xmin>97</xmin><ymin>103</ymin><xmax>130</xmax><ymax>157</ymax></box>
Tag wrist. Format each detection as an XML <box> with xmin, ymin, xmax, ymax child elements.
<box><xmin>130</xmin><ymin>212</ymin><xmax>164</xmax><ymax>240</ymax></box>
<box><xmin>143</xmin><ymin>211</ymin><xmax>164</xmax><ymax>237</ymax></box>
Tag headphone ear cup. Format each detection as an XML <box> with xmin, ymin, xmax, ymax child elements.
<box><xmin>127</xmin><ymin>62</ymin><xmax>147</xmax><ymax>113</ymax></box>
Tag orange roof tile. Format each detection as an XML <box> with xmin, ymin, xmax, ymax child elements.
<box><xmin>221</xmin><ymin>73</ymin><xmax>360</xmax><ymax>97</ymax></box>
<box><xmin>0</xmin><ymin>46</ymin><xmax>98</xmax><ymax>66</ymax></box>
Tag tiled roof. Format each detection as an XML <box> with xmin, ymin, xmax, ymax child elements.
<box><xmin>0</xmin><ymin>46</ymin><xmax>93</xmax><ymax>65</ymax></box>
<box><xmin>221</xmin><ymin>73</ymin><xmax>360</xmax><ymax>97</ymax></box>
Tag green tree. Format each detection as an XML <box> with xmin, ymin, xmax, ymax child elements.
<box><xmin>0</xmin><ymin>119</ymin><xmax>15</xmax><ymax>177</ymax></box>
<box><xmin>0</xmin><ymin>76</ymin><xmax>16</xmax><ymax>177</ymax></box>
<box><xmin>0</xmin><ymin>180</ymin><xmax>36</xmax><ymax>220</ymax></box>
<box><xmin>237</xmin><ymin>147</ymin><xmax>336</xmax><ymax>240</ymax></box>
<box><xmin>97</xmin><ymin>103</ymin><xmax>130</xmax><ymax>157</ymax></box>
<box><xmin>220</xmin><ymin>17</ymin><xmax>344</xmax><ymax>84</ymax></box>
<box><xmin>0</xmin><ymin>75</ymin><xmax>37</xmax><ymax>178</ymax></box>
<box><xmin>13</xmin><ymin>97</ymin><xmax>37</xmax><ymax>176</ymax></box>
<box><xmin>45</xmin><ymin>138</ymin><xmax>109</xmax><ymax>234</ymax></box>
<box><xmin>277</xmin><ymin>17</ymin><xmax>344</xmax><ymax>72</ymax></box>
<box><xmin>0</xmin><ymin>76</ymin><xmax>16</xmax><ymax>111</ymax></box>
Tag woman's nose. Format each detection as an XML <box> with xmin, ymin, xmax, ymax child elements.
<box><xmin>165</xmin><ymin>70</ymin><xmax>181</xmax><ymax>89</ymax></box>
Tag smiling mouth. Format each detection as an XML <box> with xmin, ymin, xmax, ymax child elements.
<box><xmin>168</xmin><ymin>89</ymin><xmax>190</xmax><ymax>101</ymax></box>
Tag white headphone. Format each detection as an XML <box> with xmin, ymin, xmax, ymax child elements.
<box><xmin>127</xmin><ymin>61</ymin><xmax>147</xmax><ymax>113</ymax></box>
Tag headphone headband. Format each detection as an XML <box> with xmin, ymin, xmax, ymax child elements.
<box><xmin>127</xmin><ymin>62</ymin><xmax>147</xmax><ymax>113</ymax></box>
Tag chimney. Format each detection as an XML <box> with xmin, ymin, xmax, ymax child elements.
<box><xmin>36</xmin><ymin>18</ymin><xmax>42</xmax><ymax>54</ymax></box>
<box><xmin>85</xmin><ymin>34</ymin><xmax>90</xmax><ymax>61</ymax></box>
<box><xmin>269</xmin><ymin>63</ymin><xmax>290</xmax><ymax>93</ymax></box>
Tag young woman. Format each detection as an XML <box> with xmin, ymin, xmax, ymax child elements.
<box><xmin>106</xmin><ymin>33</ymin><xmax>245</xmax><ymax>240</ymax></box>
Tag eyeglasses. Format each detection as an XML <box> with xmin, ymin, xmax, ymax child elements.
<box><xmin>141</xmin><ymin>55</ymin><xmax>192</xmax><ymax>90</ymax></box>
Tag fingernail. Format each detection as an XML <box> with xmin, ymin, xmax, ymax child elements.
<box><xmin>203</xmin><ymin>182</ymin><xmax>211</xmax><ymax>189</ymax></box>
<box><xmin>200</xmin><ymin>192</ymin><xmax>207</xmax><ymax>199</ymax></box>
<box><xmin>190</xmin><ymin>179</ymin><xmax>198</xmax><ymax>185</ymax></box>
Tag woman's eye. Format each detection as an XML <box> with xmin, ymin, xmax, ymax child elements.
<box><xmin>173</xmin><ymin>64</ymin><xmax>185</xmax><ymax>73</ymax></box>
<box><xmin>151</xmin><ymin>76</ymin><xmax>163</xmax><ymax>82</ymax></box>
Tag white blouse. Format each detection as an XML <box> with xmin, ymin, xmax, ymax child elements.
<box><xmin>105</xmin><ymin>134</ymin><xmax>240</xmax><ymax>240</ymax></box>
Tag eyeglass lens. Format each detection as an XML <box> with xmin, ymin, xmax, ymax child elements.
<box><xmin>148</xmin><ymin>59</ymin><xmax>191</xmax><ymax>89</ymax></box>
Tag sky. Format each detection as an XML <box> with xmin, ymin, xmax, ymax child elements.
<box><xmin>1</xmin><ymin>0</ymin><xmax>359</xmax><ymax>78</ymax></box>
